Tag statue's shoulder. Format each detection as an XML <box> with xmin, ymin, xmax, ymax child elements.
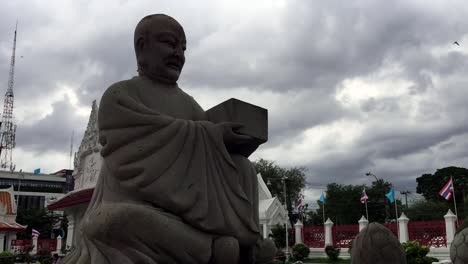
<box><xmin>101</xmin><ymin>78</ymin><xmax>139</xmax><ymax>101</ymax></box>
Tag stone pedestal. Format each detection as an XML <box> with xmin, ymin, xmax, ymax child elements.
<box><xmin>324</xmin><ymin>218</ymin><xmax>334</xmax><ymax>246</ymax></box>
<box><xmin>31</xmin><ymin>236</ymin><xmax>38</xmax><ymax>255</ymax></box>
<box><xmin>444</xmin><ymin>209</ymin><xmax>457</xmax><ymax>247</ymax></box>
<box><xmin>295</xmin><ymin>220</ymin><xmax>303</xmax><ymax>244</ymax></box>
<box><xmin>358</xmin><ymin>216</ymin><xmax>368</xmax><ymax>231</ymax></box>
<box><xmin>398</xmin><ymin>213</ymin><xmax>409</xmax><ymax>243</ymax></box>
<box><xmin>56</xmin><ymin>235</ymin><xmax>63</xmax><ymax>253</ymax></box>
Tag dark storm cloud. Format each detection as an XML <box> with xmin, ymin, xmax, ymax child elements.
<box><xmin>267</xmin><ymin>90</ymin><xmax>346</xmax><ymax>146</ymax></box>
<box><xmin>15</xmin><ymin>96</ymin><xmax>86</xmax><ymax>153</ymax></box>
<box><xmin>181</xmin><ymin>1</ymin><xmax>468</xmax><ymax>94</ymax></box>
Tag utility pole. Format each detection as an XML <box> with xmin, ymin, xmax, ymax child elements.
<box><xmin>282</xmin><ymin>177</ymin><xmax>289</xmax><ymax>258</ymax></box>
<box><xmin>400</xmin><ymin>191</ymin><xmax>411</xmax><ymax>209</ymax></box>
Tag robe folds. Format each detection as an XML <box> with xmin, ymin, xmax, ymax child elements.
<box><xmin>64</xmin><ymin>77</ymin><xmax>260</xmax><ymax>264</ymax></box>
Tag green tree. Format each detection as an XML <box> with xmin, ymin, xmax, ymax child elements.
<box><xmin>318</xmin><ymin>183</ymin><xmax>364</xmax><ymax>225</ymax></box>
<box><xmin>269</xmin><ymin>224</ymin><xmax>286</xmax><ymax>248</ymax></box>
<box><xmin>304</xmin><ymin>208</ymin><xmax>322</xmax><ymax>225</ymax></box>
<box><xmin>253</xmin><ymin>159</ymin><xmax>306</xmax><ymax>221</ymax></box>
<box><xmin>405</xmin><ymin>200</ymin><xmax>450</xmax><ymax>221</ymax></box>
<box><xmin>416</xmin><ymin>166</ymin><xmax>468</xmax><ymax>218</ymax></box>
<box><xmin>316</xmin><ymin>179</ymin><xmax>401</xmax><ymax>224</ymax></box>
<box><xmin>16</xmin><ymin>208</ymin><xmax>61</xmax><ymax>239</ymax></box>
<box><xmin>366</xmin><ymin>179</ymin><xmax>396</xmax><ymax>223</ymax></box>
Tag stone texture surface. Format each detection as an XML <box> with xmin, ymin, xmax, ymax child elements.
<box><xmin>206</xmin><ymin>98</ymin><xmax>268</xmax><ymax>157</ymax></box>
<box><xmin>450</xmin><ymin>227</ymin><xmax>468</xmax><ymax>264</ymax></box>
<box><xmin>63</xmin><ymin>14</ymin><xmax>274</xmax><ymax>264</ymax></box>
<box><xmin>351</xmin><ymin>223</ymin><xmax>407</xmax><ymax>264</ymax></box>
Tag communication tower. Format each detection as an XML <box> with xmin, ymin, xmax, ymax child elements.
<box><xmin>0</xmin><ymin>24</ymin><xmax>18</xmax><ymax>171</ymax></box>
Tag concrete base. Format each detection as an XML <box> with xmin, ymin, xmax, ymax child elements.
<box><xmin>308</xmin><ymin>248</ymin><xmax>350</xmax><ymax>259</ymax></box>
<box><xmin>427</xmin><ymin>247</ymin><xmax>450</xmax><ymax>261</ymax></box>
<box><xmin>307</xmin><ymin>246</ymin><xmax>448</xmax><ymax>261</ymax></box>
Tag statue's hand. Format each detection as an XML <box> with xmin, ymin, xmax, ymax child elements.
<box><xmin>216</xmin><ymin>122</ymin><xmax>253</xmax><ymax>146</ymax></box>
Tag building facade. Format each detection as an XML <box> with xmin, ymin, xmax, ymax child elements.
<box><xmin>0</xmin><ymin>170</ymin><xmax>67</xmax><ymax>213</ymax></box>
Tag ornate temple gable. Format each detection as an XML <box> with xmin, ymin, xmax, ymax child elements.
<box><xmin>257</xmin><ymin>173</ymin><xmax>273</xmax><ymax>200</ymax></box>
<box><xmin>73</xmin><ymin>100</ymin><xmax>103</xmax><ymax>190</ymax></box>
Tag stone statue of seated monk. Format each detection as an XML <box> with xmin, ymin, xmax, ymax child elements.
<box><xmin>63</xmin><ymin>14</ymin><xmax>276</xmax><ymax>264</ymax></box>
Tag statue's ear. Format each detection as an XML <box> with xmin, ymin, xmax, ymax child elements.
<box><xmin>135</xmin><ymin>36</ymin><xmax>145</xmax><ymax>53</ymax></box>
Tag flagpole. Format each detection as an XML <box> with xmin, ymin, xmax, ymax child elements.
<box><xmin>394</xmin><ymin>200</ymin><xmax>399</xmax><ymax>240</ymax></box>
<box><xmin>365</xmin><ymin>199</ymin><xmax>369</xmax><ymax>221</ymax></box>
<box><xmin>301</xmin><ymin>207</ymin><xmax>304</xmax><ymax>245</ymax></box>
<box><xmin>451</xmin><ymin>177</ymin><xmax>459</xmax><ymax>226</ymax></box>
<box><xmin>322</xmin><ymin>201</ymin><xmax>326</xmax><ymax>224</ymax></box>
<box><xmin>393</xmin><ymin>185</ymin><xmax>399</xmax><ymax>240</ymax></box>
<box><xmin>388</xmin><ymin>186</ymin><xmax>399</xmax><ymax>240</ymax></box>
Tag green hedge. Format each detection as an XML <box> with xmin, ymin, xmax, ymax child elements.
<box><xmin>292</xmin><ymin>243</ymin><xmax>310</xmax><ymax>261</ymax></box>
<box><xmin>402</xmin><ymin>241</ymin><xmax>438</xmax><ymax>264</ymax></box>
<box><xmin>0</xmin><ymin>252</ymin><xmax>15</xmax><ymax>264</ymax></box>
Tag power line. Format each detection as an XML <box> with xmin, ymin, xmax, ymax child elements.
<box><xmin>400</xmin><ymin>190</ymin><xmax>411</xmax><ymax>208</ymax></box>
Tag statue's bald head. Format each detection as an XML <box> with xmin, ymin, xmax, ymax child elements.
<box><xmin>134</xmin><ymin>14</ymin><xmax>185</xmax><ymax>51</ymax></box>
<box><xmin>134</xmin><ymin>14</ymin><xmax>186</xmax><ymax>84</ymax></box>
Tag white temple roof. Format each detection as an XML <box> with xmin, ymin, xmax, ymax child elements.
<box><xmin>257</xmin><ymin>173</ymin><xmax>272</xmax><ymax>200</ymax></box>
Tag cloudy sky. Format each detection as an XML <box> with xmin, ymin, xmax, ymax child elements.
<box><xmin>1</xmin><ymin>0</ymin><xmax>468</xmax><ymax>204</ymax></box>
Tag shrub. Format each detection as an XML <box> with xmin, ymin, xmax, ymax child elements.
<box><xmin>291</xmin><ymin>243</ymin><xmax>310</xmax><ymax>261</ymax></box>
<box><xmin>0</xmin><ymin>251</ymin><xmax>15</xmax><ymax>264</ymax></box>
<box><xmin>402</xmin><ymin>241</ymin><xmax>438</xmax><ymax>264</ymax></box>
<box><xmin>274</xmin><ymin>250</ymin><xmax>286</xmax><ymax>263</ymax></box>
<box><xmin>34</xmin><ymin>254</ymin><xmax>53</xmax><ymax>264</ymax></box>
<box><xmin>13</xmin><ymin>244</ymin><xmax>33</xmax><ymax>263</ymax></box>
<box><xmin>270</xmin><ymin>224</ymin><xmax>286</xmax><ymax>248</ymax></box>
<box><xmin>324</xmin><ymin>245</ymin><xmax>340</xmax><ymax>261</ymax></box>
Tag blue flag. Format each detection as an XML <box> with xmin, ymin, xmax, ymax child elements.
<box><xmin>319</xmin><ymin>193</ymin><xmax>326</xmax><ymax>204</ymax></box>
<box><xmin>33</xmin><ymin>168</ymin><xmax>40</xmax><ymax>174</ymax></box>
<box><xmin>386</xmin><ymin>187</ymin><xmax>395</xmax><ymax>203</ymax></box>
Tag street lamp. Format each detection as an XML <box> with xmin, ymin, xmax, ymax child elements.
<box><xmin>365</xmin><ymin>172</ymin><xmax>379</xmax><ymax>182</ymax></box>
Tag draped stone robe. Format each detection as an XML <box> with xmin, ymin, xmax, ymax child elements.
<box><xmin>64</xmin><ymin>76</ymin><xmax>260</xmax><ymax>264</ymax></box>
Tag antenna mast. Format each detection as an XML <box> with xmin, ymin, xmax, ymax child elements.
<box><xmin>69</xmin><ymin>130</ymin><xmax>74</xmax><ymax>170</ymax></box>
<box><xmin>0</xmin><ymin>23</ymin><xmax>18</xmax><ymax>171</ymax></box>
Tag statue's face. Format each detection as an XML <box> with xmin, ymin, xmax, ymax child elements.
<box><xmin>138</xmin><ymin>21</ymin><xmax>186</xmax><ymax>83</ymax></box>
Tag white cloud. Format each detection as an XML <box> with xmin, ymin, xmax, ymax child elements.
<box><xmin>14</xmin><ymin>147</ymin><xmax>71</xmax><ymax>173</ymax></box>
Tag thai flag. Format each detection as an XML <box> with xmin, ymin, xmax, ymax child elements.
<box><xmin>32</xmin><ymin>229</ymin><xmax>40</xmax><ymax>237</ymax></box>
<box><xmin>360</xmin><ymin>189</ymin><xmax>369</xmax><ymax>204</ymax></box>
<box><xmin>439</xmin><ymin>177</ymin><xmax>454</xmax><ymax>200</ymax></box>
<box><xmin>296</xmin><ymin>194</ymin><xmax>304</xmax><ymax>212</ymax></box>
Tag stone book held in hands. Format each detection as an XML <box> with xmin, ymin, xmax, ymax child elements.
<box><xmin>206</xmin><ymin>98</ymin><xmax>268</xmax><ymax>157</ymax></box>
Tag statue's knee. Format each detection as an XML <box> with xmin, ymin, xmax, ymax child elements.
<box><xmin>211</xmin><ymin>236</ymin><xmax>239</xmax><ymax>264</ymax></box>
